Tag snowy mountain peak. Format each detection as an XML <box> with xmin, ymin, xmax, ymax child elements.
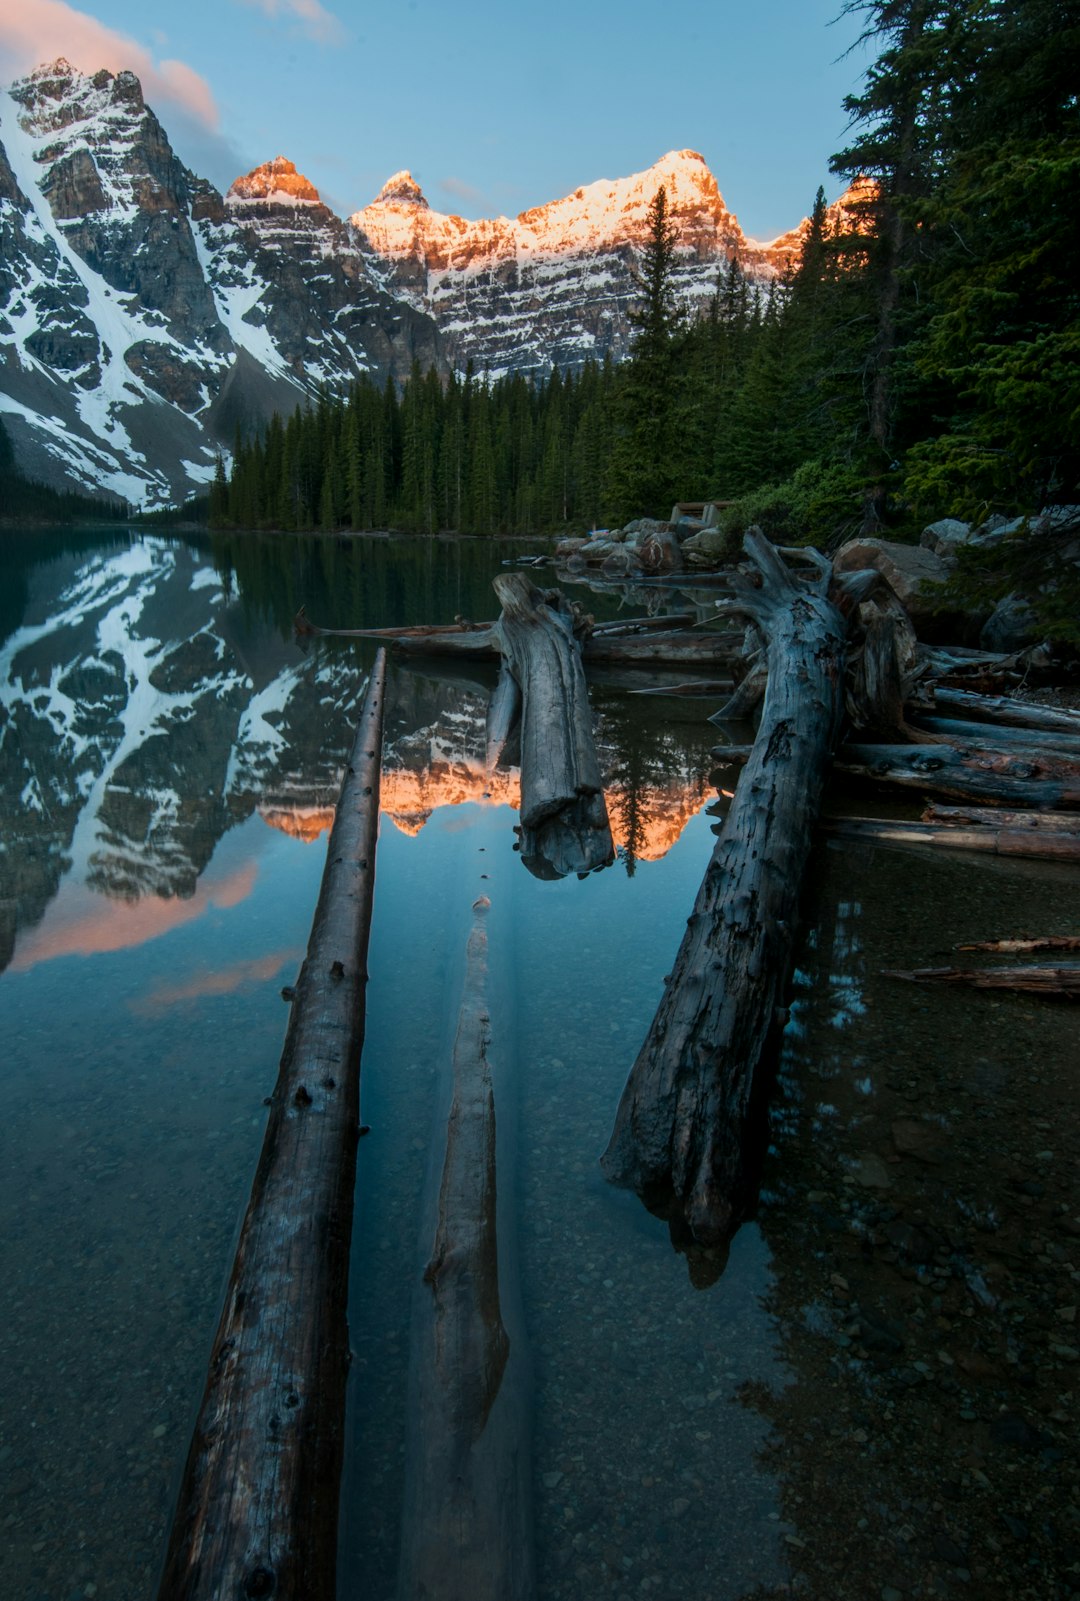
<box><xmin>371</xmin><ymin>170</ymin><xmax>430</xmax><ymax>209</ymax></box>
<box><xmin>227</xmin><ymin>156</ymin><xmax>323</xmax><ymax>207</ymax></box>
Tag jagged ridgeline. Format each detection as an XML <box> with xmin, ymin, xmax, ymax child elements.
<box><xmin>1</xmin><ymin>57</ymin><xmax>825</xmax><ymax>512</ymax></box>
<box><xmin>4</xmin><ymin>1</ymin><xmax>1077</xmax><ymax>532</ymax></box>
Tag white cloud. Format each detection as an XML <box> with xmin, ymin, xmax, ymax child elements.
<box><xmin>0</xmin><ymin>0</ymin><xmax>219</xmax><ymax>128</ymax></box>
<box><xmin>235</xmin><ymin>0</ymin><xmax>346</xmax><ymax>47</ymax></box>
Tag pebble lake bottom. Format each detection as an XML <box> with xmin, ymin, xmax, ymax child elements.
<box><xmin>0</xmin><ymin>529</ymin><xmax>1076</xmax><ymax>1601</ymax></box>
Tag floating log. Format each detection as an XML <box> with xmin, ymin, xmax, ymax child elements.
<box><xmin>821</xmin><ymin>816</ymin><xmax>1080</xmax><ymax>862</ymax></box>
<box><xmin>294</xmin><ymin>606</ymin><xmax>741</xmax><ymax>669</ymax></box>
<box><xmin>397</xmin><ymin>895</ymin><xmax>533</xmax><ymax>1601</ymax></box>
<box><xmin>883</xmin><ymin>964</ymin><xmax>1080</xmax><ymax>998</ymax></box>
<box><xmin>928</xmin><ymin>687</ymin><xmax>1080</xmax><ymax>735</ymax></box>
<box><xmin>923</xmin><ymin>803</ymin><xmax>1080</xmax><ymax>832</ymax></box>
<box><xmin>590</xmin><ymin>611</ymin><xmax>695</xmax><ymax>635</ymax></box>
<box><xmin>627</xmin><ymin>678</ymin><xmax>734</xmax><ymax>698</ymax></box>
<box><xmin>601</xmin><ymin>531</ymin><xmax>848</xmax><ymax>1247</ymax></box>
<box><xmin>491</xmin><ymin>573</ymin><xmax>613</xmax><ymax>879</ymax></box>
<box><xmin>158</xmin><ymin>652</ymin><xmax>387</xmax><ymax>1601</ymax></box>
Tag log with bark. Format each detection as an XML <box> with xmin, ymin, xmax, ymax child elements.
<box><xmin>158</xmin><ymin>652</ymin><xmax>387</xmax><ymax>1601</ymax></box>
<box><xmin>396</xmin><ymin>895</ymin><xmax>533</xmax><ymax>1601</ymax></box>
<box><xmin>883</xmin><ymin>964</ymin><xmax>1080</xmax><ymax>998</ymax></box>
<box><xmin>821</xmin><ymin>816</ymin><xmax>1080</xmax><ymax>863</ymax></box>
<box><xmin>601</xmin><ymin>532</ymin><xmax>849</xmax><ymax>1247</ymax></box>
<box><xmin>831</xmin><ymin>741</ymin><xmax>1080</xmax><ymax>809</ymax></box>
<box><xmin>491</xmin><ymin>574</ymin><xmax>613</xmax><ymax>879</ymax></box>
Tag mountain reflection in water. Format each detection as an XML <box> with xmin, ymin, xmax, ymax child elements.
<box><xmin>1</xmin><ymin>530</ymin><xmax>1076</xmax><ymax>1601</ymax></box>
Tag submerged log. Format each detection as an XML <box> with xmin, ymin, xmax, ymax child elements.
<box><xmin>883</xmin><ymin>964</ymin><xmax>1080</xmax><ymax>999</ymax></box>
<box><xmin>398</xmin><ymin>896</ymin><xmax>533</xmax><ymax>1601</ymax></box>
<box><xmin>158</xmin><ymin>652</ymin><xmax>388</xmax><ymax>1601</ymax></box>
<box><xmin>821</xmin><ymin>816</ymin><xmax>1080</xmax><ymax>862</ymax></box>
<box><xmin>491</xmin><ymin>573</ymin><xmax>613</xmax><ymax>878</ymax></box>
<box><xmin>601</xmin><ymin>531</ymin><xmax>847</xmax><ymax>1247</ymax></box>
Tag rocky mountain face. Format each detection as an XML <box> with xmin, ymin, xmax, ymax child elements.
<box><xmin>1</xmin><ymin>59</ymin><xmax>844</xmax><ymax>508</ymax></box>
<box><xmin>351</xmin><ymin>149</ymin><xmax>818</xmax><ymax>378</ymax></box>
<box><xmin>0</xmin><ymin>61</ymin><xmax>442</xmax><ymax>506</ymax></box>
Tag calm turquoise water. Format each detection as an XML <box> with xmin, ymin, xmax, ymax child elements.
<box><xmin>1</xmin><ymin>530</ymin><xmax>1076</xmax><ymax>1601</ymax></box>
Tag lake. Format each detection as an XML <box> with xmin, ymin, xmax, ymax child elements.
<box><xmin>1</xmin><ymin>528</ymin><xmax>1076</xmax><ymax>1601</ymax></box>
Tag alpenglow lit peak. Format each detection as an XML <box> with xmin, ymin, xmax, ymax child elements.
<box><xmin>371</xmin><ymin>170</ymin><xmax>430</xmax><ymax>209</ymax></box>
<box><xmin>227</xmin><ymin>156</ymin><xmax>322</xmax><ymax>206</ymax></box>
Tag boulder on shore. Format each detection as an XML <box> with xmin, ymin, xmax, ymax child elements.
<box><xmin>682</xmin><ymin>527</ymin><xmax>730</xmax><ymax>567</ymax></box>
<box><xmin>833</xmin><ymin>537</ymin><xmax>951</xmax><ymax>620</ymax></box>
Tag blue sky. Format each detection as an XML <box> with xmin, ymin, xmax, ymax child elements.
<box><xmin>2</xmin><ymin>0</ymin><xmax>872</xmax><ymax>238</ymax></box>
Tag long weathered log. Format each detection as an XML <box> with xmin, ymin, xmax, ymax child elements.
<box><xmin>601</xmin><ymin>531</ymin><xmax>847</xmax><ymax>1247</ymax></box>
<box><xmin>834</xmin><ymin>741</ymin><xmax>1080</xmax><ymax>809</ymax></box>
<box><xmin>908</xmin><ymin>714</ymin><xmax>1080</xmax><ymax>757</ymax></box>
<box><xmin>397</xmin><ymin>895</ymin><xmax>533</xmax><ymax>1601</ymax></box>
<box><xmin>927</xmin><ymin>687</ymin><xmax>1080</xmax><ymax>735</ymax></box>
<box><xmin>295</xmin><ymin>608</ymin><xmax>743</xmax><ymax>669</ymax></box>
<box><xmin>883</xmin><ymin>964</ymin><xmax>1080</xmax><ymax>998</ymax></box>
<box><xmin>491</xmin><ymin>573</ymin><xmax>613</xmax><ymax>878</ymax></box>
<box><xmin>158</xmin><ymin>652</ymin><xmax>387</xmax><ymax>1601</ymax></box>
<box><xmin>821</xmin><ymin>816</ymin><xmax>1080</xmax><ymax>862</ymax></box>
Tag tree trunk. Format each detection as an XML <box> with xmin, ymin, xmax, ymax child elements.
<box><xmin>601</xmin><ymin>532</ymin><xmax>847</xmax><ymax>1247</ymax></box>
<box><xmin>158</xmin><ymin>652</ymin><xmax>388</xmax><ymax>1601</ymax></box>
<box><xmin>491</xmin><ymin>573</ymin><xmax>613</xmax><ymax>879</ymax></box>
<box><xmin>397</xmin><ymin>896</ymin><xmax>533</xmax><ymax>1601</ymax></box>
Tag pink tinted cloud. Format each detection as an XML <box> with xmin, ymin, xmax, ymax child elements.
<box><xmin>235</xmin><ymin>0</ymin><xmax>345</xmax><ymax>47</ymax></box>
<box><xmin>0</xmin><ymin>0</ymin><xmax>219</xmax><ymax>128</ymax></box>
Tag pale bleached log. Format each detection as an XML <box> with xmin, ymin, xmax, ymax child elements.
<box><xmin>159</xmin><ymin>652</ymin><xmax>387</xmax><ymax>1601</ymax></box>
<box><xmin>491</xmin><ymin>573</ymin><xmax>613</xmax><ymax>878</ymax></box>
